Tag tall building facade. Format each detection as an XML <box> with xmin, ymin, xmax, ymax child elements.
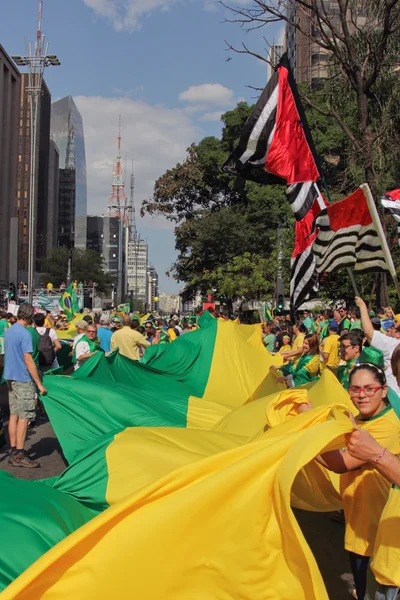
<box><xmin>146</xmin><ymin>265</ymin><xmax>159</xmax><ymax>312</ymax></box>
<box><xmin>158</xmin><ymin>293</ymin><xmax>181</xmax><ymax>315</ymax></box>
<box><xmin>86</xmin><ymin>215</ymin><xmax>120</xmax><ymax>281</ymax></box>
<box><xmin>15</xmin><ymin>75</ymin><xmax>60</xmax><ymax>278</ymax></box>
<box><xmin>0</xmin><ymin>45</ymin><xmax>21</xmax><ymax>286</ymax></box>
<box><xmin>267</xmin><ymin>44</ymin><xmax>284</xmax><ymax>80</ymax></box>
<box><xmin>127</xmin><ymin>240</ymin><xmax>148</xmax><ymax>306</ymax></box>
<box><xmin>286</xmin><ymin>1</ymin><xmax>368</xmax><ymax>85</ymax></box>
<box><xmin>51</xmin><ymin>96</ymin><xmax>87</xmax><ymax>250</ymax></box>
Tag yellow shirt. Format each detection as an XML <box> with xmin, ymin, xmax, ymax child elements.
<box><xmin>167</xmin><ymin>328</ymin><xmax>177</xmax><ymax>342</ymax></box>
<box><xmin>279</xmin><ymin>344</ymin><xmax>292</xmax><ymax>364</ymax></box>
<box><xmin>110</xmin><ymin>326</ymin><xmax>150</xmax><ymax>361</ymax></box>
<box><xmin>372</xmin><ymin>486</ymin><xmax>400</xmax><ymax>587</ymax></box>
<box><xmin>322</xmin><ymin>334</ymin><xmax>340</xmax><ymax>369</ymax></box>
<box><xmin>340</xmin><ymin>407</ymin><xmax>400</xmax><ymax>556</ymax></box>
<box><xmin>291</xmin><ymin>334</ymin><xmax>305</xmax><ymax>365</ymax></box>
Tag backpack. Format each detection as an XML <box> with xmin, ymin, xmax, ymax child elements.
<box><xmin>38</xmin><ymin>328</ymin><xmax>55</xmax><ymax>366</ymax></box>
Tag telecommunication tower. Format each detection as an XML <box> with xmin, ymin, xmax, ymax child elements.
<box><xmin>108</xmin><ymin>116</ymin><xmax>127</xmax><ymax>219</ymax></box>
<box><xmin>129</xmin><ymin>160</ymin><xmax>137</xmax><ymax>242</ymax></box>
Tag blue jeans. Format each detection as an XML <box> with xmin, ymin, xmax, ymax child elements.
<box><xmin>349</xmin><ymin>552</ymin><xmax>370</xmax><ymax>600</ymax></box>
<box><xmin>375</xmin><ymin>584</ymin><xmax>399</xmax><ymax>600</ymax></box>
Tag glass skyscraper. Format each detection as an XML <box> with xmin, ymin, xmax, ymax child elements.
<box><xmin>51</xmin><ymin>96</ymin><xmax>87</xmax><ymax>249</ymax></box>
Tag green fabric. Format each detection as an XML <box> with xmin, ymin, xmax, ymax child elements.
<box><xmin>350</xmin><ymin>320</ymin><xmax>362</xmax><ymax>331</ymax></box>
<box><xmin>0</xmin><ymin>471</ymin><xmax>94</xmax><ymax>593</ymax></box>
<box><xmin>387</xmin><ymin>387</ymin><xmax>400</xmax><ymax>419</ymax></box>
<box><xmin>59</xmin><ymin>283</ymin><xmax>80</xmax><ymax>322</ymax></box>
<box><xmin>291</xmin><ymin>354</ymin><xmax>318</xmax><ymax>386</ymax></box>
<box><xmin>0</xmin><ymin>319</ymin><xmax>8</xmax><ymax>337</ymax></box>
<box><xmin>27</xmin><ymin>326</ymin><xmax>40</xmax><ymax>369</ymax></box>
<box><xmin>319</xmin><ymin>320</ymin><xmax>328</xmax><ymax>340</ymax></box>
<box><xmin>337</xmin><ymin>359</ymin><xmax>357</xmax><ymax>390</ymax></box>
<box><xmin>56</xmin><ymin>341</ymin><xmax>73</xmax><ymax>372</ymax></box>
<box><xmin>72</xmin><ymin>334</ymin><xmax>101</xmax><ymax>364</ymax></box>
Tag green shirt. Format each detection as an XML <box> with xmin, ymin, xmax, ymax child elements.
<box><xmin>0</xmin><ymin>319</ymin><xmax>9</xmax><ymax>338</ymax></box>
<box><xmin>263</xmin><ymin>333</ymin><xmax>275</xmax><ymax>353</ymax></box>
<box><xmin>350</xmin><ymin>320</ymin><xmax>362</xmax><ymax>331</ymax></box>
<box><xmin>27</xmin><ymin>326</ymin><xmax>40</xmax><ymax>369</ymax></box>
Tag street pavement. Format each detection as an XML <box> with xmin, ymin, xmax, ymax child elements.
<box><xmin>0</xmin><ymin>384</ymin><xmax>354</xmax><ymax>598</ymax></box>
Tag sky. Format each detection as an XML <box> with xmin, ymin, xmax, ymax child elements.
<box><xmin>0</xmin><ymin>0</ymin><xmax>283</xmax><ymax>292</ymax></box>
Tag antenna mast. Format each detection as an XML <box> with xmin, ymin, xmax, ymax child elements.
<box><xmin>108</xmin><ymin>116</ymin><xmax>126</xmax><ymax>219</ymax></box>
<box><xmin>129</xmin><ymin>160</ymin><xmax>137</xmax><ymax>242</ymax></box>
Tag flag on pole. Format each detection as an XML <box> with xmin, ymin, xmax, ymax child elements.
<box><xmin>381</xmin><ymin>189</ymin><xmax>400</xmax><ymax>246</ymax></box>
<box><xmin>117</xmin><ymin>303</ymin><xmax>131</xmax><ymax>314</ymax></box>
<box><xmin>313</xmin><ymin>185</ymin><xmax>390</xmax><ymax>274</ymax></box>
<box><xmin>59</xmin><ymin>283</ymin><xmax>80</xmax><ymax>322</ymax></box>
<box><xmin>221</xmin><ymin>53</ymin><xmax>325</xmax><ymax>312</ymax></box>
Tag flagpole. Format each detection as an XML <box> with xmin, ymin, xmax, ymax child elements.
<box><xmin>346</xmin><ymin>268</ymin><xmax>360</xmax><ymax>297</ymax></box>
<box><xmin>361</xmin><ymin>183</ymin><xmax>400</xmax><ymax>300</ymax></box>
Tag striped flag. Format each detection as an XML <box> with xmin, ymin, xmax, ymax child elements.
<box><xmin>313</xmin><ymin>186</ymin><xmax>389</xmax><ymax>274</ymax></box>
<box><xmin>221</xmin><ymin>53</ymin><xmax>325</xmax><ymax>311</ymax></box>
<box><xmin>381</xmin><ymin>189</ymin><xmax>400</xmax><ymax>246</ymax></box>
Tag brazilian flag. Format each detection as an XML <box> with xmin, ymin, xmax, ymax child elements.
<box><xmin>59</xmin><ymin>283</ymin><xmax>80</xmax><ymax>322</ymax></box>
<box><xmin>117</xmin><ymin>303</ymin><xmax>131</xmax><ymax>314</ymax></box>
<box><xmin>264</xmin><ymin>304</ymin><xmax>273</xmax><ymax>322</ymax></box>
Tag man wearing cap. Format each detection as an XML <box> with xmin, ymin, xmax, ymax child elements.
<box><xmin>73</xmin><ymin>324</ymin><xmax>102</xmax><ymax>370</ymax></box>
<box><xmin>320</xmin><ymin>320</ymin><xmax>340</xmax><ymax>374</ymax></box>
<box><xmin>356</xmin><ymin>296</ymin><xmax>400</xmax><ymax>397</ymax></box>
<box><xmin>97</xmin><ymin>314</ymin><xmax>113</xmax><ymax>353</ymax></box>
<box><xmin>72</xmin><ymin>320</ymin><xmax>88</xmax><ymax>350</ymax></box>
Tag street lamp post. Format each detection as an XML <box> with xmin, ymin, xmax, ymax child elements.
<box><xmin>12</xmin><ymin>23</ymin><xmax>60</xmax><ymax>304</ymax></box>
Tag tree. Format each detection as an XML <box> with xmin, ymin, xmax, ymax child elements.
<box><xmin>40</xmin><ymin>248</ymin><xmax>114</xmax><ymax>294</ymax></box>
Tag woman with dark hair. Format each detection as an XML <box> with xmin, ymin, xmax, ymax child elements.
<box><xmin>272</xmin><ymin>333</ymin><xmax>320</xmax><ymax>387</ymax></box>
<box><xmin>308</xmin><ymin>363</ymin><xmax>400</xmax><ymax>600</ymax></box>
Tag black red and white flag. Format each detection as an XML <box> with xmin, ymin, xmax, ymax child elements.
<box><xmin>221</xmin><ymin>53</ymin><xmax>326</xmax><ymax>310</ymax></box>
<box><xmin>221</xmin><ymin>54</ymin><xmax>321</xmax><ymax>221</ymax></box>
<box><xmin>313</xmin><ymin>186</ymin><xmax>389</xmax><ymax>274</ymax></box>
<box><xmin>381</xmin><ymin>189</ymin><xmax>400</xmax><ymax>247</ymax></box>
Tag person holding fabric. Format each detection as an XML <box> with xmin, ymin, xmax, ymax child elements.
<box><xmin>279</xmin><ymin>335</ymin><xmax>292</xmax><ymax>362</ymax></box>
<box><xmin>73</xmin><ymin>325</ymin><xmax>102</xmax><ymax>370</ymax></box>
<box><xmin>320</xmin><ymin>320</ymin><xmax>340</xmax><ymax>374</ymax></box>
<box><xmin>110</xmin><ymin>316</ymin><xmax>152</xmax><ymax>361</ymax></box>
<box><xmin>337</xmin><ymin>330</ymin><xmax>364</xmax><ymax>390</ymax></box>
<box><xmin>356</xmin><ymin>297</ymin><xmax>400</xmax><ymax>397</ymax></box>
<box><xmin>280</xmin><ymin>322</ymin><xmax>306</xmax><ymax>365</ymax></box>
<box><xmin>273</xmin><ymin>333</ymin><xmax>320</xmax><ymax>387</ymax></box>
<box><xmin>308</xmin><ymin>364</ymin><xmax>400</xmax><ymax>600</ymax></box>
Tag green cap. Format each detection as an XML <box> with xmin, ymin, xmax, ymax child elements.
<box><xmin>358</xmin><ymin>346</ymin><xmax>385</xmax><ymax>369</ymax></box>
<box><xmin>369</xmin><ymin>310</ymin><xmax>376</xmax><ymax>318</ymax></box>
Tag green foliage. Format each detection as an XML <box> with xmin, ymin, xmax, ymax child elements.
<box><xmin>40</xmin><ymin>248</ymin><xmax>114</xmax><ymax>294</ymax></box>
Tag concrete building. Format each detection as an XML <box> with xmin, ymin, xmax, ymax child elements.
<box><xmin>127</xmin><ymin>239</ymin><xmax>148</xmax><ymax>306</ymax></box>
<box><xmin>286</xmin><ymin>1</ymin><xmax>368</xmax><ymax>85</ymax></box>
<box><xmin>146</xmin><ymin>265</ymin><xmax>159</xmax><ymax>312</ymax></box>
<box><xmin>267</xmin><ymin>44</ymin><xmax>284</xmax><ymax>80</ymax></box>
<box><xmin>51</xmin><ymin>96</ymin><xmax>87</xmax><ymax>250</ymax></box>
<box><xmin>158</xmin><ymin>292</ymin><xmax>182</xmax><ymax>315</ymax></box>
<box><xmin>0</xmin><ymin>45</ymin><xmax>21</xmax><ymax>287</ymax></box>
<box><xmin>86</xmin><ymin>215</ymin><xmax>120</xmax><ymax>281</ymax></box>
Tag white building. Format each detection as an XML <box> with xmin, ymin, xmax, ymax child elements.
<box><xmin>146</xmin><ymin>265</ymin><xmax>159</xmax><ymax>312</ymax></box>
<box><xmin>127</xmin><ymin>240</ymin><xmax>148</xmax><ymax>305</ymax></box>
<box><xmin>158</xmin><ymin>292</ymin><xmax>182</xmax><ymax>315</ymax></box>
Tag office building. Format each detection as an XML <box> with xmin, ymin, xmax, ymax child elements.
<box><xmin>267</xmin><ymin>44</ymin><xmax>284</xmax><ymax>80</ymax></box>
<box><xmin>286</xmin><ymin>1</ymin><xmax>368</xmax><ymax>85</ymax></box>
<box><xmin>0</xmin><ymin>45</ymin><xmax>21</xmax><ymax>286</ymax></box>
<box><xmin>15</xmin><ymin>74</ymin><xmax>54</xmax><ymax>275</ymax></box>
<box><xmin>146</xmin><ymin>265</ymin><xmax>159</xmax><ymax>312</ymax></box>
<box><xmin>46</xmin><ymin>139</ymin><xmax>60</xmax><ymax>255</ymax></box>
<box><xmin>51</xmin><ymin>96</ymin><xmax>87</xmax><ymax>250</ymax></box>
<box><xmin>86</xmin><ymin>215</ymin><xmax>121</xmax><ymax>281</ymax></box>
<box><xmin>158</xmin><ymin>293</ymin><xmax>181</xmax><ymax>315</ymax></box>
<box><xmin>127</xmin><ymin>239</ymin><xmax>148</xmax><ymax>306</ymax></box>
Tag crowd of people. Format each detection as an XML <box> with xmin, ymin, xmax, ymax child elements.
<box><xmin>2</xmin><ymin>298</ymin><xmax>400</xmax><ymax>598</ymax></box>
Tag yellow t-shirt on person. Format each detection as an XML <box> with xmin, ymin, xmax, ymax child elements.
<box><xmin>340</xmin><ymin>406</ymin><xmax>400</xmax><ymax>557</ymax></box>
<box><xmin>279</xmin><ymin>344</ymin><xmax>292</xmax><ymax>364</ymax></box>
<box><xmin>291</xmin><ymin>334</ymin><xmax>305</xmax><ymax>364</ymax></box>
<box><xmin>371</xmin><ymin>486</ymin><xmax>400</xmax><ymax>587</ymax></box>
<box><xmin>322</xmin><ymin>334</ymin><xmax>340</xmax><ymax>370</ymax></box>
<box><xmin>110</xmin><ymin>326</ymin><xmax>150</xmax><ymax>361</ymax></box>
<box><xmin>167</xmin><ymin>328</ymin><xmax>177</xmax><ymax>342</ymax></box>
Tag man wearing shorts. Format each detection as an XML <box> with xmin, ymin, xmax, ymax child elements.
<box><xmin>4</xmin><ymin>303</ymin><xmax>47</xmax><ymax>468</ymax></box>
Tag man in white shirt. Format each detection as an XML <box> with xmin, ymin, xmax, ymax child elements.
<box><xmin>74</xmin><ymin>324</ymin><xmax>100</xmax><ymax>370</ymax></box>
<box><xmin>72</xmin><ymin>320</ymin><xmax>89</xmax><ymax>350</ymax></box>
<box><xmin>356</xmin><ymin>296</ymin><xmax>400</xmax><ymax>396</ymax></box>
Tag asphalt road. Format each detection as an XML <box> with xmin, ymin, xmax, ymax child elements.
<box><xmin>0</xmin><ymin>384</ymin><xmax>355</xmax><ymax>598</ymax></box>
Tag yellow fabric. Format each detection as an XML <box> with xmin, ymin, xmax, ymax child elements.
<box><xmin>110</xmin><ymin>326</ymin><xmax>150</xmax><ymax>361</ymax></box>
<box><xmin>371</xmin><ymin>486</ymin><xmax>400</xmax><ymax>587</ymax></box>
<box><xmin>140</xmin><ymin>313</ymin><xmax>151</xmax><ymax>325</ymax></box>
<box><xmin>322</xmin><ymin>334</ymin><xmax>340</xmax><ymax>370</ymax></box>
<box><xmin>304</xmin><ymin>354</ymin><xmax>320</xmax><ymax>377</ymax></box>
<box><xmin>280</xmin><ymin>344</ymin><xmax>292</xmax><ymax>363</ymax></box>
<box><xmin>167</xmin><ymin>327</ymin><xmax>177</xmax><ymax>341</ymax></box>
<box><xmin>186</xmin><ymin>395</ymin><xmax>231</xmax><ymax>429</ymax></box>
<box><xmin>341</xmin><ymin>408</ymin><xmax>400</xmax><ymax>556</ymax></box>
<box><xmin>2</xmin><ymin>405</ymin><xmax>356</xmax><ymax>600</ymax></box>
<box><xmin>292</xmin><ymin>333</ymin><xmax>305</xmax><ymax>364</ymax></box>
<box><xmin>395</xmin><ymin>313</ymin><xmax>400</xmax><ymax>324</ymax></box>
<box><xmin>55</xmin><ymin>314</ymin><xmax>84</xmax><ymax>339</ymax></box>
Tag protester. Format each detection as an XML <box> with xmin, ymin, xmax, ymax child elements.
<box><xmin>337</xmin><ymin>305</ymin><xmax>351</xmax><ymax>334</ymax></box>
<box><xmin>273</xmin><ymin>333</ymin><xmax>320</xmax><ymax>387</ymax></box>
<box><xmin>307</xmin><ymin>363</ymin><xmax>400</xmax><ymax>600</ymax></box>
<box><xmin>146</xmin><ymin>327</ymin><xmax>158</xmax><ymax>344</ymax></box>
<box><xmin>350</xmin><ymin>306</ymin><xmax>362</xmax><ymax>331</ymax></box>
<box><xmin>302</xmin><ymin>310</ymin><xmax>314</xmax><ymax>333</ymax></box>
<box><xmin>34</xmin><ymin>313</ymin><xmax>62</xmax><ymax>372</ymax></box>
<box><xmin>4</xmin><ymin>303</ymin><xmax>47</xmax><ymax>468</ymax></box>
<box><xmin>97</xmin><ymin>315</ymin><xmax>113</xmax><ymax>353</ymax></box>
<box><xmin>180</xmin><ymin>321</ymin><xmax>191</xmax><ymax>336</ymax></box>
<box><xmin>320</xmin><ymin>320</ymin><xmax>340</xmax><ymax>374</ymax></box>
<box><xmin>280</xmin><ymin>322</ymin><xmax>306</xmax><ymax>364</ymax></box>
<box><xmin>337</xmin><ymin>330</ymin><xmax>364</xmax><ymax>389</ymax></box>
<box><xmin>356</xmin><ymin>296</ymin><xmax>400</xmax><ymax>396</ymax></box>
<box><xmin>263</xmin><ymin>323</ymin><xmax>275</xmax><ymax>353</ymax></box>
<box><xmin>167</xmin><ymin>319</ymin><xmax>179</xmax><ymax>342</ymax></box>
<box><xmin>111</xmin><ymin>316</ymin><xmax>153</xmax><ymax>360</ymax></box>
<box><xmin>279</xmin><ymin>335</ymin><xmax>292</xmax><ymax>360</ymax></box>
<box><xmin>73</xmin><ymin>324</ymin><xmax>102</xmax><ymax>370</ymax></box>
<box><xmin>318</xmin><ymin>309</ymin><xmax>334</xmax><ymax>340</ymax></box>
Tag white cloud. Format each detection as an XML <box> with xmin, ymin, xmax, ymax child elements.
<box><xmin>200</xmin><ymin>110</ymin><xmax>223</xmax><ymax>122</ymax></box>
<box><xmin>179</xmin><ymin>83</ymin><xmax>234</xmax><ymax>106</ymax></box>
<box><xmin>74</xmin><ymin>95</ymin><xmax>200</xmax><ymax>218</ymax></box>
<box><xmin>83</xmin><ymin>0</ymin><xmax>221</xmax><ymax>31</ymax></box>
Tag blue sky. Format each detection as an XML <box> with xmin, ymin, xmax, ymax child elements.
<box><xmin>1</xmin><ymin>0</ymin><xmax>283</xmax><ymax>292</ymax></box>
